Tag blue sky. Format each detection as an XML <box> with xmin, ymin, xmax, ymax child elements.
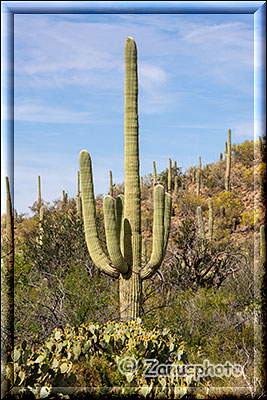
<box><xmin>2</xmin><ymin>10</ymin><xmax>258</xmax><ymax>214</ymax></box>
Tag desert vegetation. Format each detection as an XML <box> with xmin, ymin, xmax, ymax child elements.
<box><xmin>1</xmin><ymin>38</ymin><xmax>266</xmax><ymax>399</ymax></box>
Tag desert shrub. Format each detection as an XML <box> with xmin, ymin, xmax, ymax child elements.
<box><xmin>212</xmin><ymin>191</ymin><xmax>242</xmax><ymax>221</ymax></box>
<box><xmin>4</xmin><ymin>321</ymin><xmax>195</xmax><ymax>399</ymax></box>
<box><xmin>232</xmin><ymin>140</ymin><xmax>254</xmax><ymax>167</ymax></box>
<box><xmin>239</xmin><ymin>209</ymin><xmax>260</xmax><ymax>229</ymax></box>
<box><xmin>175</xmin><ymin>192</ymin><xmax>207</xmax><ymax>218</ymax></box>
<box><xmin>13</xmin><ymin>203</ymin><xmax>118</xmax><ymax>347</ymax></box>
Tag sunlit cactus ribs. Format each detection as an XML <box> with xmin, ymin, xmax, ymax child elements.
<box><xmin>79</xmin><ymin>37</ymin><xmax>172</xmax><ymax>321</ymax></box>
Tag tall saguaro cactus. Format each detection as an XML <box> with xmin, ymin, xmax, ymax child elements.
<box><xmin>79</xmin><ymin>38</ymin><xmax>172</xmax><ymax>321</ymax></box>
<box><xmin>168</xmin><ymin>158</ymin><xmax>172</xmax><ymax>192</ymax></box>
<box><xmin>225</xmin><ymin>129</ymin><xmax>231</xmax><ymax>191</ymax></box>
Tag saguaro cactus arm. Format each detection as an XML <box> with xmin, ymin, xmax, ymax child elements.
<box><xmin>79</xmin><ymin>150</ymin><xmax>120</xmax><ymax>278</ymax></box>
<box><xmin>163</xmin><ymin>192</ymin><xmax>172</xmax><ymax>255</ymax></box>
<box><xmin>140</xmin><ymin>186</ymin><xmax>171</xmax><ymax>280</ymax></box>
<box><xmin>103</xmin><ymin>195</ymin><xmax>128</xmax><ymax>274</ymax></box>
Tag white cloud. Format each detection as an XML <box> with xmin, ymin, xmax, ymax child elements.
<box><xmin>14</xmin><ymin>102</ymin><xmax>93</xmax><ymax>124</ymax></box>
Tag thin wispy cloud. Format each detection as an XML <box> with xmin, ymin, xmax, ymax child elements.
<box><xmin>7</xmin><ymin>12</ymin><xmax>255</xmax><ymax>214</ymax></box>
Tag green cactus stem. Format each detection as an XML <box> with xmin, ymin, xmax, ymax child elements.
<box><xmin>199</xmin><ymin>156</ymin><xmax>202</xmax><ymax>170</ymax></box>
<box><xmin>225</xmin><ymin>141</ymin><xmax>228</xmax><ymax>160</ymax></box>
<box><xmin>141</xmin><ymin>176</ymin><xmax>143</xmax><ymax>188</ymax></box>
<box><xmin>174</xmin><ymin>175</ymin><xmax>178</xmax><ymax>196</ymax></box>
<box><xmin>208</xmin><ymin>198</ymin><xmax>213</xmax><ymax>240</ymax></box>
<box><xmin>109</xmin><ymin>170</ymin><xmax>114</xmax><ymax>197</ymax></box>
<box><xmin>197</xmin><ymin>206</ymin><xmax>206</xmax><ymax>242</ymax></box>
<box><xmin>174</xmin><ymin>160</ymin><xmax>177</xmax><ymax>175</ymax></box>
<box><xmin>225</xmin><ymin>129</ymin><xmax>231</xmax><ymax>191</ymax></box>
<box><xmin>79</xmin><ymin>38</ymin><xmax>171</xmax><ymax>321</ymax></box>
<box><xmin>220</xmin><ymin>152</ymin><xmax>223</xmax><ymax>162</ymax></box>
<box><xmin>168</xmin><ymin>158</ymin><xmax>172</xmax><ymax>192</ymax></box>
<box><xmin>37</xmin><ymin>175</ymin><xmax>41</xmax><ymax>210</ymax></box>
<box><xmin>260</xmin><ymin>225</ymin><xmax>266</xmax><ymax>263</ymax></box>
<box><xmin>196</xmin><ymin>169</ymin><xmax>201</xmax><ymax>196</ymax></box>
<box><xmin>153</xmin><ymin>161</ymin><xmax>157</xmax><ymax>185</ymax></box>
<box><xmin>2</xmin><ymin>177</ymin><xmax>14</xmax><ymax>394</ymax></box>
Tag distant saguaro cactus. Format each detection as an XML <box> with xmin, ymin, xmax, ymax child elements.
<box><xmin>196</xmin><ymin>169</ymin><xmax>201</xmax><ymax>196</ymax></box>
<box><xmin>225</xmin><ymin>129</ymin><xmax>231</xmax><ymax>191</ymax></box>
<box><xmin>153</xmin><ymin>161</ymin><xmax>157</xmax><ymax>185</ymax></box>
<box><xmin>174</xmin><ymin>175</ymin><xmax>178</xmax><ymax>196</ymax></box>
<box><xmin>109</xmin><ymin>170</ymin><xmax>114</xmax><ymax>197</ymax></box>
<box><xmin>79</xmin><ymin>38</ymin><xmax>172</xmax><ymax>321</ymax></box>
<box><xmin>168</xmin><ymin>158</ymin><xmax>172</xmax><ymax>192</ymax></box>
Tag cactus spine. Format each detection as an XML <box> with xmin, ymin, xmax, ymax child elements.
<box><xmin>79</xmin><ymin>38</ymin><xmax>171</xmax><ymax>321</ymax></box>
<box><xmin>153</xmin><ymin>161</ymin><xmax>157</xmax><ymax>185</ymax></box>
<box><xmin>208</xmin><ymin>198</ymin><xmax>213</xmax><ymax>240</ymax></box>
<box><xmin>225</xmin><ymin>129</ymin><xmax>231</xmax><ymax>191</ymax></box>
<box><xmin>2</xmin><ymin>177</ymin><xmax>14</xmax><ymax>395</ymax></box>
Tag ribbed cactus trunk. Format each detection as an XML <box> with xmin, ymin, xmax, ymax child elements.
<box><xmin>174</xmin><ymin>176</ymin><xmax>178</xmax><ymax>196</ymax></box>
<box><xmin>153</xmin><ymin>161</ymin><xmax>157</xmax><ymax>185</ymax></box>
<box><xmin>79</xmin><ymin>38</ymin><xmax>171</xmax><ymax>322</ymax></box>
<box><xmin>119</xmin><ymin>37</ymin><xmax>142</xmax><ymax>321</ymax></box>
<box><xmin>225</xmin><ymin>129</ymin><xmax>231</xmax><ymax>191</ymax></box>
